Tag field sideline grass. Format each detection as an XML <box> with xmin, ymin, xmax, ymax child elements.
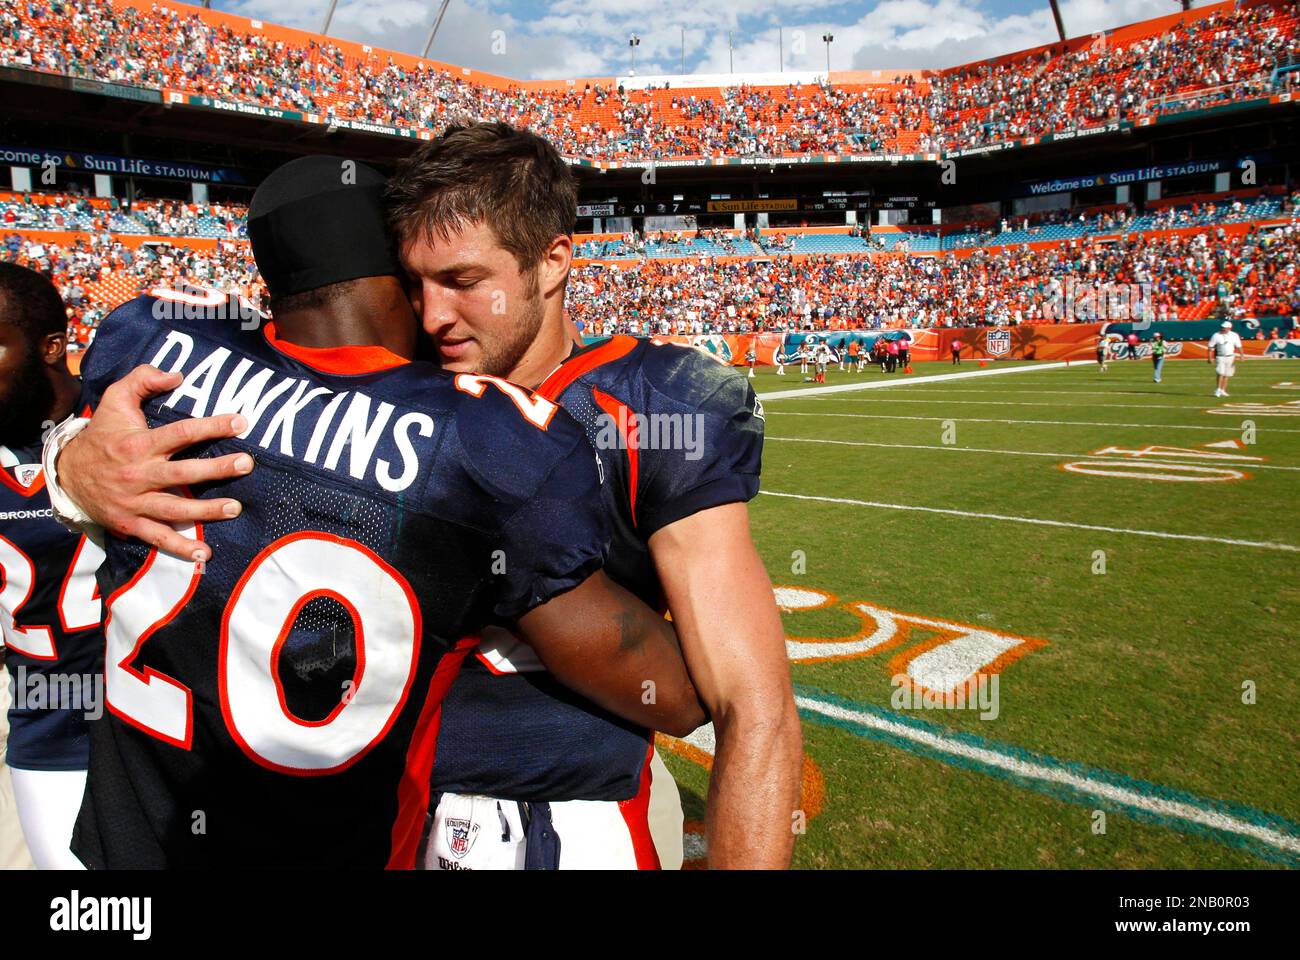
<box><xmin>659</xmin><ymin>357</ymin><xmax>1300</xmax><ymax>868</ymax></box>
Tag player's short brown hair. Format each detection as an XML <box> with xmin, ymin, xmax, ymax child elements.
<box><xmin>385</xmin><ymin>122</ymin><xmax>577</xmax><ymax>276</ymax></box>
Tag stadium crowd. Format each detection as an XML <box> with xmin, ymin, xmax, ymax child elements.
<box><xmin>4</xmin><ymin>219</ymin><xmax>1297</xmax><ymax>347</ymax></box>
<box><xmin>565</xmin><ymin>223</ymin><xmax>1300</xmax><ymax>335</ymax></box>
<box><xmin>1</xmin><ymin>0</ymin><xmax>1295</xmax><ymax>160</ymax></box>
<box><xmin>1</xmin><ymin>192</ymin><xmax>247</xmax><ymax>237</ymax></box>
<box><xmin>1</xmin><ymin>231</ymin><xmax>261</xmax><ymax>348</ymax></box>
<box><xmin>929</xmin><ymin>0</ymin><xmax>1298</xmax><ymax>150</ymax></box>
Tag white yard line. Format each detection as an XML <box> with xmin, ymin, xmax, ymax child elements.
<box><xmin>759</xmin><ymin>490</ymin><xmax>1300</xmax><ymax>553</ymax></box>
<box><xmin>894</xmin><ymin>389</ymin><xmax>1278</xmax><ymax>399</ymax></box>
<box><xmin>803</xmin><ymin>397</ymin><xmax>1239</xmax><ymax>411</ymax></box>
<box><xmin>767</xmin><ymin>411</ymin><xmax>1300</xmax><ymax>433</ymax></box>
<box><xmin>757</xmin><ymin>362</ymin><xmax>1070</xmax><ymax>400</ymax></box>
<box><xmin>796</xmin><ymin>694</ymin><xmax>1300</xmax><ymax>858</ymax></box>
<box><xmin>764</xmin><ymin>436</ymin><xmax>1300</xmax><ymax>472</ymax></box>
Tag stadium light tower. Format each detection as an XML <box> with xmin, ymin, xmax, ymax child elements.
<box><xmin>422</xmin><ymin>0</ymin><xmax>454</xmax><ymax>59</ymax></box>
<box><xmin>822</xmin><ymin>33</ymin><xmax>834</xmax><ymax>75</ymax></box>
<box><xmin>629</xmin><ymin>34</ymin><xmax>641</xmax><ymax>75</ymax></box>
<box><xmin>1046</xmin><ymin>0</ymin><xmax>1066</xmax><ymax>42</ymax></box>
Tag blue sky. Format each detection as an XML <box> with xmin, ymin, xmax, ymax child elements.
<box><xmin>215</xmin><ymin>0</ymin><xmax>1209</xmax><ymax>79</ymax></box>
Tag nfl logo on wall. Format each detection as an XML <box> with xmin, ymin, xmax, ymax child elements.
<box><xmin>986</xmin><ymin>329</ymin><xmax>1011</xmax><ymax>357</ymax></box>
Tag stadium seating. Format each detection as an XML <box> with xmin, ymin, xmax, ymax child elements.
<box><xmin>0</xmin><ymin>0</ymin><xmax>1295</xmax><ymax>161</ymax></box>
<box><xmin>0</xmin><ymin>193</ymin><xmax>247</xmax><ymax>239</ymax></box>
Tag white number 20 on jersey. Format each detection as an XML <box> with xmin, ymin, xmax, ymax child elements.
<box><xmin>104</xmin><ymin>527</ymin><xmax>421</xmax><ymax>774</ymax></box>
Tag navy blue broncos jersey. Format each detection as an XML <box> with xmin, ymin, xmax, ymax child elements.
<box><xmin>1</xmin><ymin>423</ymin><xmax>105</xmax><ymax>771</ymax></box>
<box><xmin>431</xmin><ymin>335</ymin><xmax>764</xmax><ymax>801</ymax></box>
<box><xmin>72</xmin><ymin>290</ymin><xmax>611</xmax><ymax>868</ymax></box>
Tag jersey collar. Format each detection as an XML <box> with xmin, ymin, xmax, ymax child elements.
<box><xmin>261</xmin><ymin>322</ymin><xmax>409</xmax><ymax>376</ymax></box>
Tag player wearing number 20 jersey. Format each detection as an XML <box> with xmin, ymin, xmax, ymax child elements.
<box><xmin>71</xmin><ymin>290</ymin><xmax>613</xmax><ymax>869</ymax></box>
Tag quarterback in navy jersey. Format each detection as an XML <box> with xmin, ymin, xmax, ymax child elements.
<box><xmin>425</xmin><ymin>335</ymin><xmax>765</xmax><ymax>867</ymax></box>
<box><xmin>388</xmin><ymin>126</ymin><xmax>799</xmax><ymax>870</ymax></box>
<box><xmin>46</xmin><ymin>157</ymin><xmax>704</xmax><ymax>869</ymax></box>
<box><xmin>0</xmin><ymin>263</ymin><xmax>105</xmax><ymax>868</ymax></box>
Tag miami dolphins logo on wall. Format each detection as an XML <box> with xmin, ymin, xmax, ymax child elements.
<box><xmin>688</xmin><ymin>335</ymin><xmax>733</xmax><ymax>364</ymax></box>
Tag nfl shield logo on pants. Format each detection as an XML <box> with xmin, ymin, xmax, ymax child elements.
<box><xmin>446</xmin><ymin>818</ymin><xmax>480</xmax><ymax>859</ymax></box>
<box><xmin>986</xmin><ymin>329</ymin><xmax>1011</xmax><ymax>357</ymax></box>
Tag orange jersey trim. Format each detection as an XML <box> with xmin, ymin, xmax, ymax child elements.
<box><xmin>262</xmin><ymin>322</ymin><xmax>409</xmax><ymax>376</ymax></box>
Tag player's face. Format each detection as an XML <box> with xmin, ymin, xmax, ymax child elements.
<box><xmin>400</xmin><ymin>221</ymin><xmax>545</xmax><ymax>378</ymax></box>
<box><xmin>0</xmin><ymin>321</ymin><xmax>55</xmax><ymax>445</ymax></box>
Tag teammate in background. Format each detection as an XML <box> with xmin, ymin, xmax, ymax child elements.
<box><xmin>1096</xmin><ymin>333</ymin><xmax>1109</xmax><ymax>373</ymax></box>
<box><xmin>885</xmin><ymin>337</ymin><xmax>899</xmax><ymax>373</ymax></box>
<box><xmin>847</xmin><ymin>339</ymin><xmax>860</xmax><ymax>372</ymax></box>
<box><xmin>50</xmin><ymin>129</ymin><xmax>800</xmax><ymax>871</ymax></box>
<box><xmin>0</xmin><ymin>667</ymin><xmax>34</xmax><ymax>868</ymax></box>
<box><xmin>1208</xmin><ymin>320</ymin><xmax>1244</xmax><ymax>397</ymax></box>
<box><xmin>0</xmin><ymin>263</ymin><xmax>104</xmax><ymax>869</ymax></box>
<box><xmin>1150</xmin><ymin>332</ymin><xmax>1166</xmax><ymax>383</ymax></box>
<box><xmin>950</xmin><ymin>338</ymin><xmax>963</xmax><ymax>364</ymax></box>
<box><xmin>897</xmin><ymin>337</ymin><xmax>910</xmax><ymax>373</ymax></box>
<box><xmin>745</xmin><ymin>343</ymin><xmax>757</xmax><ymax>379</ymax></box>
<box><xmin>814</xmin><ymin>343</ymin><xmax>829</xmax><ymax>383</ymax></box>
<box><xmin>1127</xmin><ymin>331</ymin><xmax>1141</xmax><ymax>358</ymax></box>
<box><xmin>43</xmin><ymin>158</ymin><xmax>705</xmax><ymax>868</ymax></box>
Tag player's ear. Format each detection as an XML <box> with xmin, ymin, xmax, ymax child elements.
<box><xmin>538</xmin><ymin>235</ymin><xmax>572</xmax><ymax>300</ymax></box>
<box><xmin>39</xmin><ymin>330</ymin><xmax>68</xmax><ymax>367</ymax></box>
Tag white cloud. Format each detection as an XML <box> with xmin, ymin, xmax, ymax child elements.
<box><xmin>215</xmin><ymin>0</ymin><xmax>1213</xmax><ymax>79</ymax></box>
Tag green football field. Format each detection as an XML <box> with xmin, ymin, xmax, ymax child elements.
<box><xmin>658</xmin><ymin>355</ymin><xmax>1300</xmax><ymax>868</ymax></box>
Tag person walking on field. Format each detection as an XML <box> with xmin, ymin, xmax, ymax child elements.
<box><xmin>1150</xmin><ymin>332</ymin><xmax>1167</xmax><ymax>383</ymax></box>
<box><xmin>951</xmin><ymin>338</ymin><xmax>963</xmax><ymax>365</ymax></box>
<box><xmin>1096</xmin><ymin>333</ymin><xmax>1109</xmax><ymax>373</ymax></box>
<box><xmin>1207</xmin><ymin>320</ymin><xmax>1243</xmax><ymax>397</ymax></box>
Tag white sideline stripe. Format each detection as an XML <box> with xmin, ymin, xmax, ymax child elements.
<box><xmin>765</xmin><ymin>436</ymin><xmax>1300</xmax><ymax>472</ymax></box>
<box><xmin>807</xmin><ymin>397</ymin><xmax>1240</xmax><ymax>411</ymax></box>
<box><xmin>757</xmin><ymin>362</ymin><xmax>1070</xmax><ymax>400</ymax></box>
<box><xmin>759</xmin><ymin>490</ymin><xmax>1300</xmax><ymax>553</ymax></box>
<box><xmin>768</xmin><ymin>410</ymin><xmax>1300</xmax><ymax>433</ymax></box>
<box><xmin>899</xmin><ymin>389</ymin><xmax>1278</xmax><ymax>399</ymax></box>
<box><xmin>794</xmin><ymin>695</ymin><xmax>1300</xmax><ymax>857</ymax></box>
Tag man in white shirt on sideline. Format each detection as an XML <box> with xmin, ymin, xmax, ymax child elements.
<box><xmin>1207</xmin><ymin>320</ymin><xmax>1244</xmax><ymax>397</ymax></box>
